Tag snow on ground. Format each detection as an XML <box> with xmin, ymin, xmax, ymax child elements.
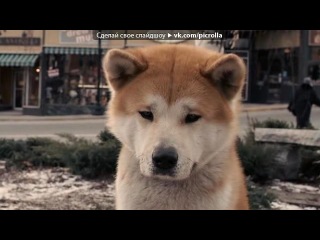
<box><xmin>269</xmin><ymin>179</ymin><xmax>320</xmax><ymax>210</ymax></box>
<box><xmin>0</xmin><ymin>168</ymin><xmax>115</xmax><ymax>210</ymax></box>
<box><xmin>0</xmin><ymin>166</ymin><xmax>319</xmax><ymax>210</ymax></box>
<box><xmin>270</xmin><ymin>180</ymin><xmax>320</xmax><ymax>194</ymax></box>
<box><xmin>271</xmin><ymin>201</ymin><xmax>317</xmax><ymax>210</ymax></box>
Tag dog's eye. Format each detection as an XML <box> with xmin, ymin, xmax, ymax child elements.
<box><xmin>185</xmin><ymin>114</ymin><xmax>201</xmax><ymax>124</ymax></box>
<box><xmin>139</xmin><ymin>111</ymin><xmax>154</xmax><ymax>121</ymax></box>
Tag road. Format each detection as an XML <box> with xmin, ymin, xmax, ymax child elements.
<box><xmin>1</xmin><ymin>108</ymin><xmax>320</xmax><ymax>140</ymax></box>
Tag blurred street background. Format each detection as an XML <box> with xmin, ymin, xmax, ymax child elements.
<box><xmin>2</xmin><ymin>104</ymin><xmax>320</xmax><ymax>140</ymax></box>
<box><xmin>1</xmin><ymin>30</ymin><xmax>320</xmax><ymax>210</ymax></box>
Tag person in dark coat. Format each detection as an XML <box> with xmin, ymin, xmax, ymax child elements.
<box><xmin>289</xmin><ymin>77</ymin><xmax>320</xmax><ymax>129</ymax></box>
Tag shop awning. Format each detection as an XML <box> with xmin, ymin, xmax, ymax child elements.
<box><xmin>0</xmin><ymin>54</ymin><xmax>39</xmax><ymax>67</ymax></box>
<box><xmin>44</xmin><ymin>47</ymin><xmax>108</xmax><ymax>55</ymax></box>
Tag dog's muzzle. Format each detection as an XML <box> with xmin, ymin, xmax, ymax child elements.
<box><xmin>152</xmin><ymin>146</ymin><xmax>178</xmax><ymax>175</ymax></box>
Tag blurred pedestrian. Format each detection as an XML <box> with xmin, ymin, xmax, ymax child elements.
<box><xmin>288</xmin><ymin>77</ymin><xmax>320</xmax><ymax>129</ymax></box>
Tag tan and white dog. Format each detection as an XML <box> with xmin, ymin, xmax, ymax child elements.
<box><xmin>103</xmin><ymin>44</ymin><xmax>249</xmax><ymax>210</ymax></box>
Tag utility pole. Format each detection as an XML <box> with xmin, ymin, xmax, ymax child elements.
<box><xmin>299</xmin><ymin>30</ymin><xmax>309</xmax><ymax>84</ymax></box>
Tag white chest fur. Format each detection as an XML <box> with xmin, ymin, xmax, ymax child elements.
<box><xmin>115</xmin><ymin>149</ymin><xmax>234</xmax><ymax>210</ymax></box>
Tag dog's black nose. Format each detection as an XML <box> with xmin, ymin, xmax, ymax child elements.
<box><xmin>152</xmin><ymin>147</ymin><xmax>178</xmax><ymax>171</ymax></box>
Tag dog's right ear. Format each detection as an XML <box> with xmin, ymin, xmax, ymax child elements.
<box><xmin>103</xmin><ymin>49</ymin><xmax>147</xmax><ymax>92</ymax></box>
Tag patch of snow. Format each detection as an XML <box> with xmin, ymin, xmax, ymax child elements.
<box><xmin>0</xmin><ymin>168</ymin><xmax>115</xmax><ymax>210</ymax></box>
<box><xmin>271</xmin><ymin>201</ymin><xmax>302</xmax><ymax>210</ymax></box>
<box><xmin>271</xmin><ymin>181</ymin><xmax>320</xmax><ymax>194</ymax></box>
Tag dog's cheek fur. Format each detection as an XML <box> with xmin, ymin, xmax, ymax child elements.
<box><xmin>107</xmin><ymin>109</ymin><xmax>156</xmax><ymax>175</ymax></box>
<box><xmin>106</xmin><ymin>113</ymin><xmax>135</xmax><ymax>152</ymax></box>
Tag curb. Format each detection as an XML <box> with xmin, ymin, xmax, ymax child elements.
<box><xmin>0</xmin><ymin>134</ymin><xmax>99</xmax><ymax>140</ymax></box>
<box><xmin>0</xmin><ymin>116</ymin><xmax>105</xmax><ymax>122</ymax></box>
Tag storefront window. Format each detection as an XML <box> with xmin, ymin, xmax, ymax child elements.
<box><xmin>308</xmin><ymin>64</ymin><xmax>320</xmax><ymax>82</ymax></box>
<box><xmin>15</xmin><ymin>68</ymin><xmax>26</xmax><ymax>108</ymax></box>
<box><xmin>256</xmin><ymin>48</ymin><xmax>299</xmax><ymax>84</ymax></box>
<box><xmin>310</xmin><ymin>47</ymin><xmax>320</xmax><ymax>61</ymax></box>
<box><xmin>45</xmin><ymin>54</ymin><xmax>108</xmax><ymax>107</ymax></box>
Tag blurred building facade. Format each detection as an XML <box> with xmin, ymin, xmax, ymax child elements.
<box><xmin>0</xmin><ymin>30</ymin><xmax>194</xmax><ymax>115</ymax></box>
<box><xmin>1</xmin><ymin>30</ymin><xmax>319</xmax><ymax>115</ymax></box>
<box><xmin>250</xmin><ymin>30</ymin><xmax>320</xmax><ymax>103</ymax></box>
<box><xmin>0</xmin><ymin>30</ymin><xmax>42</xmax><ymax>113</ymax></box>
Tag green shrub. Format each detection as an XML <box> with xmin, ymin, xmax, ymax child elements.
<box><xmin>249</xmin><ymin>118</ymin><xmax>295</xmax><ymax>129</ymax></box>
<box><xmin>237</xmin><ymin>117</ymin><xmax>295</xmax><ymax>182</ymax></box>
<box><xmin>300</xmin><ymin>148</ymin><xmax>320</xmax><ymax>179</ymax></box>
<box><xmin>65</xmin><ymin>141</ymin><xmax>120</xmax><ymax>179</ymax></box>
<box><xmin>237</xmin><ymin>138</ymin><xmax>279</xmax><ymax>182</ymax></box>
<box><xmin>0</xmin><ymin>139</ymin><xmax>28</xmax><ymax>160</ymax></box>
<box><xmin>97</xmin><ymin>129</ymin><xmax>119</xmax><ymax>143</ymax></box>
<box><xmin>3</xmin><ymin>137</ymin><xmax>67</xmax><ymax>170</ymax></box>
<box><xmin>54</xmin><ymin>133</ymin><xmax>120</xmax><ymax>179</ymax></box>
<box><xmin>1</xmin><ymin>130</ymin><xmax>121</xmax><ymax>179</ymax></box>
<box><xmin>0</xmin><ymin>139</ymin><xmax>34</xmax><ymax>170</ymax></box>
<box><xmin>247</xmin><ymin>179</ymin><xmax>275</xmax><ymax>210</ymax></box>
<box><xmin>25</xmin><ymin>137</ymin><xmax>59</xmax><ymax>148</ymax></box>
<box><xmin>248</xmin><ymin>117</ymin><xmax>318</xmax><ymax>130</ymax></box>
<box><xmin>30</xmin><ymin>141</ymin><xmax>68</xmax><ymax>168</ymax></box>
<box><xmin>27</xmin><ymin>137</ymin><xmax>67</xmax><ymax>168</ymax></box>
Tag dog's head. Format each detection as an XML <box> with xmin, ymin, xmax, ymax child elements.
<box><xmin>103</xmin><ymin>45</ymin><xmax>246</xmax><ymax>180</ymax></box>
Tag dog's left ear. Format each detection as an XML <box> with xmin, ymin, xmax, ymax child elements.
<box><xmin>201</xmin><ymin>54</ymin><xmax>246</xmax><ymax>101</ymax></box>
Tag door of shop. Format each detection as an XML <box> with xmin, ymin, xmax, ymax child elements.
<box><xmin>13</xmin><ymin>68</ymin><xmax>25</xmax><ymax>109</ymax></box>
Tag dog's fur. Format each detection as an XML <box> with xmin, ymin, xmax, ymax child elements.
<box><xmin>103</xmin><ymin>44</ymin><xmax>249</xmax><ymax>210</ymax></box>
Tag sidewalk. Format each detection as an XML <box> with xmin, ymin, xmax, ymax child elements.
<box><xmin>0</xmin><ymin>113</ymin><xmax>105</xmax><ymax>121</ymax></box>
<box><xmin>0</xmin><ymin>103</ymin><xmax>288</xmax><ymax>121</ymax></box>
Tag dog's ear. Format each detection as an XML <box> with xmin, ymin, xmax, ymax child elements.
<box><xmin>201</xmin><ymin>54</ymin><xmax>246</xmax><ymax>101</ymax></box>
<box><xmin>103</xmin><ymin>49</ymin><xmax>147</xmax><ymax>91</ymax></box>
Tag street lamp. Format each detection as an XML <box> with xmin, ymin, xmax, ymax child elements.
<box><xmin>93</xmin><ymin>29</ymin><xmax>104</xmax><ymax>115</ymax></box>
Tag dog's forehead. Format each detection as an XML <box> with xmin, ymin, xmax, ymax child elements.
<box><xmin>132</xmin><ymin>47</ymin><xmax>218</xmax><ymax>103</ymax></box>
<box><xmin>146</xmin><ymin>95</ymin><xmax>197</xmax><ymax>111</ymax></box>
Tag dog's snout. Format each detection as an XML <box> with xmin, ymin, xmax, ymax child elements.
<box><xmin>152</xmin><ymin>147</ymin><xmax>178</xmax><ymax>171</ymax></box>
